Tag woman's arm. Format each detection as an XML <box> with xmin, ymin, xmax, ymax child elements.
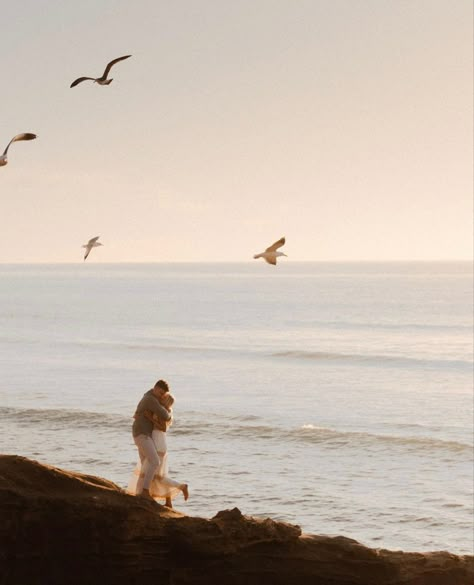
<box><xmin>144</xmin><ymin>409</ymin><xmax>168</xmax><ymax>431</ymax></box>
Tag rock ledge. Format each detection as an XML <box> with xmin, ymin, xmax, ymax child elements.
<box><xmin>0</xmin><ymin>455</ymin><xmax>472</xmax><ymax>585</ymax></box>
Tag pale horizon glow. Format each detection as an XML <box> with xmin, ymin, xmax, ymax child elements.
<box><xmin>1</xmin><ymin>0</ymin><xmax>472</xmax><ymax>263</ymax></box>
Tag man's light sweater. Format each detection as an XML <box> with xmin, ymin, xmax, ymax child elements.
<box><xmin>132</xmin><ymin>390</ymin><xmax>171</xmax><ymax>437</ymax></box>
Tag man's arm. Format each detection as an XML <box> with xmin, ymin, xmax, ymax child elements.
<box><xmin>141</xmin><ymin>394</ymin><xmax>171</xmax><ymax>421</ymax></box>
<box><xmin>143</xmin><ymin>410</ymin><xmax>168</xmax><ymax>431</ymax></box>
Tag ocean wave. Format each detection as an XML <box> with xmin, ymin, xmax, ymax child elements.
<box><xmin>298</xmin><ymin>320</ymin><xmax>473</xmax><ymax>332</ymax></box>
<box><xmin>0</xmin><ymin>406</ymin><xmax>129</xmax><ymax>430</ymax></box>
<box><xmin>11</xmin><ymin>337</ymin><xmax>470</xmax><ymax>371</ymax></box>
<box><xmin>295</xmin><ymin>424</ymin><xmax>472</xmax><ymax>453</ymax></box>
<box><xmin>1</xmin><ymin>406</ymin><xmax>471</xmax><ymax>455</ymax></box>
<box><xmin>211</xmin><ymin>422</ymin><xmax>472</xmax><ymax>454</ymax></box>
<box><xmin>72</xmin><ymin>339</ymin><xmax>235</xmax><ymax>355</ymax></box>
<box><xmin>271</xmin><ymin>350</ymin><xmax>473</xmax><ymax>369</ymax></box>
<box><xmin>177</xmin><ymin>419</ymin><xmax>473</xmax><ymax>454</ymax></box>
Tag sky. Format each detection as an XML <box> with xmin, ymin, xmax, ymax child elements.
<box><xmin>1</xmin><ymin>0</ymin><xmax>472</xmax><ymax>262</ymax></box>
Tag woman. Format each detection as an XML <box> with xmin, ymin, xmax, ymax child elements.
<box><xmin>128</xmin><ymin>392</ymin><xmax>188</xmax><ymax>507</ymax></box>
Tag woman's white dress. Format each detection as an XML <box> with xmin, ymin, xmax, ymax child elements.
<box><xmin>128</xmin><ymin>429</ymin><xmax>182</xmax><ymax>501</ymax></box>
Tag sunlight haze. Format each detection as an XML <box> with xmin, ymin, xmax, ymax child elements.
<box><xmin>1</xmin><ymin>0</ymin><xmax>472</xmax><ymax>262</ymax></box>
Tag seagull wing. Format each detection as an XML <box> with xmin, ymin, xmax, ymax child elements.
<box><xmin>70</xmin><ymin>77</ymin><xmax>96</xmax><ymax>88</ymax></box>
<box><xmin>87</xmin><ymin>236</ymin><xmax>100</xmax><ymax>245</ymax></box>
<box><xmin>265</xmin><ymin>237</ymin><xmax>285</xmax><ymax>253</ymax></box>
<box><xmin>102</xmin><ymin>55</ymin><xmax>131</xmax><ymax>79</ymax></box>
<box><xmin>265</xmin><ymin>256</ymin><xmax>277</xmax><ymax>265</ymax></box>
<box><xmin>84</xmin><ymin>246</ymin><xmax>92</xmax><ymax>261</ymax></box>
<box><xmin>3</xmin><ymin>133</ymin><xmax>37</xmax><ymax>156</ymax></box>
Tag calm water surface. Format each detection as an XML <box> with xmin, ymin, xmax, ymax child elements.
<box><xmin>0</xmin><ymin>262</ymin><xmax>472</xmax><ymax>553</ymax></box>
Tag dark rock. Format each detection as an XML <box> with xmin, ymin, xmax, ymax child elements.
<box><xmin>0</xmin><ymin>455</ymin><xmax>472</xmax><ymax>585</ymax></box>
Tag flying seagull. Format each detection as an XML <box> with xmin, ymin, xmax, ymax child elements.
<box><xmin>70</xmin><ymin>55</ymin><xmax>132</xmax><ymax>88</ymax></box>
<box><xmin>0</xmin><ymin>133</ymin><xmax>37</xmax><ymax>167</ymax></box>
<box><xmin>82</xmin><ymin>236</ymin><xmax>103</xmax><ymax>261</ymax></box>
<box><xmin>253</xmin><ymin>237</ymin><xmax>287</xmax><ymax>265</ymax></box>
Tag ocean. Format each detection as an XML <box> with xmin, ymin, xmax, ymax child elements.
<box><xmin>0</xmin><ymin>262</ymin><xmax>472</xmax><ymax>554</ymax></box>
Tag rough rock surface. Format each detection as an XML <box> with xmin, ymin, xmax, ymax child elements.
<box><xmin>0</xmin><ymin>455</ymin><xmax>472</xmax><ymax>585</ymax></box>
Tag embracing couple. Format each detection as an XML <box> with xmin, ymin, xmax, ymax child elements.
<box><xmin>129</xmin><ymin>379</ymin><xmax>188</xmax><ymax>506</ymax></box>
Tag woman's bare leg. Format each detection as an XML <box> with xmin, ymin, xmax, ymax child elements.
<box><xmin>141</xmin><ymin>488</ymin><xmax>154</xmax><ymax>501</ymax></box>
<box><xmin>181</xmin><ymin>484</ymin><xmax>189</xmax><ymax>501</ymax></box>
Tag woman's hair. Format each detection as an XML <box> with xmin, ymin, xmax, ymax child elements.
<box><xmin>160</xmin><ymin>393</ymin><xmax>175</xmax><ymax>409</ymax></box>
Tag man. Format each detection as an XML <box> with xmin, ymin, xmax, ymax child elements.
<box><xmin>132</xmin><ymin>379</ymin><xmax>172</xmax><ymax>500</ymax></box>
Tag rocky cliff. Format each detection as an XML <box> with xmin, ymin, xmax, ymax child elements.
<box><xmin>0</xmin><ymin>455</ymin><xmax>472</xmax><ymax>585</ymax></box>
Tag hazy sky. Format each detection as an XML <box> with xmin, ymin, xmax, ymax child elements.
<box><xmin>1</xmin><ymin>0</ymin><xmax>472</xmax><ymax>262</ymax></box>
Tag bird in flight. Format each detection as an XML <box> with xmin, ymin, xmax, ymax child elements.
<box><xmin>0</xmin><ymin>133</ymin><xmax>37</xmax><ymax>167</ymax></box>
<box><xmin>253</xmin><ymin>237</ymin><xmax>287</xmax><ymax>265</ymax></box>
<box><xmin>70</xmin><ymin>55</ymin><xmax>132</xmax><ymax>88</ymax></box>
<box><xmin>82</xmin><ymin>236</ymin><xmax>103</xmax><ymax>261</ymax></box>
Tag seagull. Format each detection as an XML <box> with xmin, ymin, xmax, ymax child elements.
<box><xmin>253</xmin><ymin>237</ymin><xmax>287</xmax><ymax>265</ymax></box>
<box><xmin>82</xmin><ymin>236</ymin><xmax>103</xmax><ymax>261</ymax></box>
<box><xmin>70</xmin><ymin>55</ymin><xmax>132</xmax><ymax>88</ymax></box>
<box><xmin>0</xmin><ymin>133</ymin><xmax>37</xmax><ymax>167</ymax></box>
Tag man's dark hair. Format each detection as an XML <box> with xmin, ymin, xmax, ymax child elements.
<box><xmin>154</xmin><ymin>379</ymin><xmax>169</xmax><ymax>392</ymax></box>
